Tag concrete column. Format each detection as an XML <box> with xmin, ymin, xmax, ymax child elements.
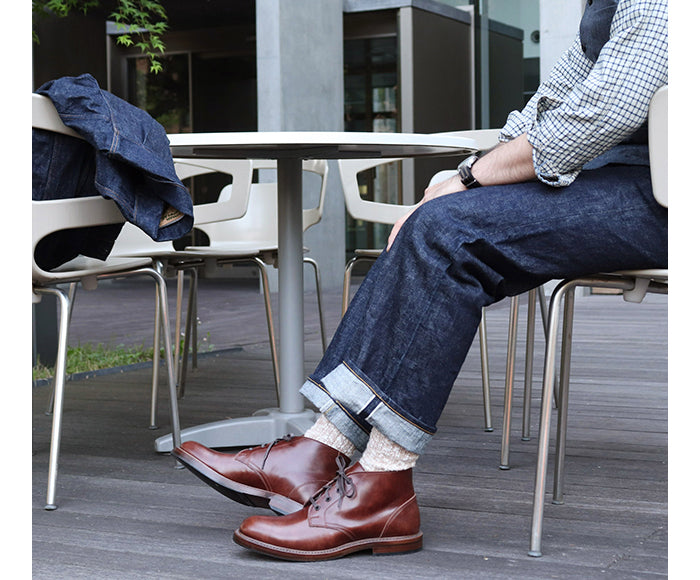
<box><xmin>256</xmin><ymin>0</ymin><xmax>346</xmax><ymax>292</ymax></box>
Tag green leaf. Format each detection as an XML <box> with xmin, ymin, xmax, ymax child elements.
<box><xmin>116</xmin><ymin>34</ymin><xmax>133</xmax><ymax>47</ymax></box>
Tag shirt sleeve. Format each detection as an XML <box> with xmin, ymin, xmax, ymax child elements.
<box><xmin>500</xmin><ymin>0</ymin><xmax>668</xmax><ymax>187</ymax></box>
<box><xmin>500</xmin><ymin>34</ymin><xmax>592</xmax><ymax>144</ymax></box>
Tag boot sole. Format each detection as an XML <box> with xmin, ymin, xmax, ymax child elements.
<box><xmin>233</xmin><ymin>528</ymin><xmax>423</xmax><ymax>561</ymax></box>
<box><xmin>171</xmin><ymin>447</ymin><xmax>303</xmax><ymax>515</ymax></box>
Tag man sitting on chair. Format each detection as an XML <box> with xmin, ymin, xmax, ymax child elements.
<box><xmin>172</xmin><ymin>0</ymin><xmax>668</xmax><ymax>561</ymax></box>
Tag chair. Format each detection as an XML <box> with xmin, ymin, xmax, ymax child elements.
<box><xmin>181</xmin><ymin>159</ymin><xmax>330</xmax><ymax>401</ymax></box>
<box><xmin>32</xmin><ymin>93</ymin><xmax>182</xmax><ymax>510</ymax></box>
<box><xmin>338</xmin><ymin>129</ymin><xmax>502</xmax><ymax>431</ymax></box>
<box><xmin>527</xmin><ymin>85</ymin><xmax>668</xmax><ymax>557</ymax></box>
<box><xmin>110</xmin><ymin>158</ymin><xmax>255</xmax><ymax>420</ymax></box>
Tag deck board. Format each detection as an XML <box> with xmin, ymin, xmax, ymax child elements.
<box><xmin>32</xmin><ymin>279</ymin><xmax>668</xmax><ymax>578</ymax></box>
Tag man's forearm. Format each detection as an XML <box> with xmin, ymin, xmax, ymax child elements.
<box><xmin>471</xmin><ymin>133</ymin><xmax>536</xmax><ymax>186</ymax></box>
<box><xmin>421</xmin><ymin>133</ymin><xmax>536</xmax><ymax>205</ymax></box>
<box><xmin>388</xmin><ymin>134</ymin><xmax>537</xmax><ymax>250</ymax></box>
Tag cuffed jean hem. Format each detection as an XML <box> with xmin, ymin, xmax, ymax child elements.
<box><xmin>300</xmin><ymin>361</ymin><xmax>435</xmax><ymax>455</ymax></box>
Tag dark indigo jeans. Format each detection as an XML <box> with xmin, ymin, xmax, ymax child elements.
<box><xmin>300</xmin><ymin>165</ymin><xmax>668</xmax><ymax>454</ymax></box>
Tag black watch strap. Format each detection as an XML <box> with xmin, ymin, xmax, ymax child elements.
<box><xmin>457</xmin><ymin>153</ymin><xmax>482</xmax><ymax>188</ymax></box>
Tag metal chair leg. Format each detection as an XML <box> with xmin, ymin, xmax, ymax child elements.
<box><xmin>45</xmin><ymin>282</ymin><xmax>78</xmax><ymax>416</ymax></box>
<box><xmin>173</xmin><ymin>270</ymin><xmax>184</xmax><ymax>371</ymax></box>
<box><xmin>253</xmin><ymin>257</ymin><xmax>281</xmax><ymax>401</ymax></box>
<box><xmin>537</xmin><ymin>284</ymin><xmax>559</xmax><ymax>409</ymax></box>
<box><xmin>40</xmin><ymin>268</ymin><xmax>182</xmax><ymax>510</ymax></box>
<box><xmin>178</xmin><ymin>267</ymin><xmax>198</xmax><ymax>399</ymax></box>
<box><xmin>552</xmin><ymin>288</ymin><xmax>575</xmax><ymax>504</ymax></box>
<box><xmin>529</xmin><ymin>279</ymin><xmax>574</xmax><ymax>557</ymax></box>
<box><xmin>191</xmin><ymin>268</ymin><xmax>199</xmax><ymax>371</ymax></box>
<box><xmin>37</xmin><ymin>287</ymin><xmax>71</xmax><ymax>510</ymax></box>
<box><xmin>341</xmin><ymin>256</ymin><xmax>358</xmax><ymax>314</ymax></box>
<box><xmin>522</xmin><ymin>289</ymin><xmax>537</xmax><ymax>441</ymax></box>
<box><xmin>304</xmin><ymin>256</ymin><xmax>327</xmax><ymax>353</ymax></box>
<box><xmin>149</xmin><ymin>275</ymin><xmax>161</xmax><ymax>429</ymax></box>
<box><xmin>500</xmin><ymin>295</ymin><xmax>519</xmax><ymax>470</ymax></box>
<box><xmin>139</xmin><ymin>267</ymin><xmax>181</xmax><ymax>454</ymax></box>
<box><xmin>478</xmin><ymin>309</ymin><xmax>493</xmax><ymax>432</ymax></box>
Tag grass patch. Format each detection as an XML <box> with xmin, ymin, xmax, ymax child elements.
<box><xmin>32</xmin><ymin>333</ymin><xmax>215</xmax><ymax>382</ymax></box>
<box><xmin>33</xmin><ymin>343</ymin><xmax>155</xmax><ymax>382</ymax></box>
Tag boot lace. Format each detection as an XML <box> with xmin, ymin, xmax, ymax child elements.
<box><xmin>259</xmin><ymin>434</ymin><xmax>294</xmax><ymax>469</ymax></box>
<box><xmin>308</xmin><ymin>455</ymin><xmax>355</xmax><ymax>511</ymax></box>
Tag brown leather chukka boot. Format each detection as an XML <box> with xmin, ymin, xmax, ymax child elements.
<box><xmin>233</xmin><ymin>462</ymin><xmax>422</xmax><ymax>561</ymax></box>
<box><xmin>172</xmin><ymin>436</ymin><xmax>348</xmax><ymax>514</ymax></box>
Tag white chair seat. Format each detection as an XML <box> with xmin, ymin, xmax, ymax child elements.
<box><xmin>184</xmin><ymin>241</ymin><xmax>280</xmax><ymax>256</ymax></box>
<box><xmin>608</xmin><ymin>268</ymin><xmax>668</xmax><ymax>279</ymax></box>
<box><xmin>38</xmin><ymin>255</ymin><xmax>154</xmax><ymax>282</ymax></box>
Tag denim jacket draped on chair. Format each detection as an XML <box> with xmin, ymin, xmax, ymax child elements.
<box><xmin>32</xmin><ymin>73</ymin><xmax>193</xmax><ymax>270</ymax></box>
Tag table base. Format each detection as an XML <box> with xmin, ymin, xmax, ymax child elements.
<box><xmin>153</xmin><ymin>407</ymin><xmax>318</xmax><ymax>453</ymax></box>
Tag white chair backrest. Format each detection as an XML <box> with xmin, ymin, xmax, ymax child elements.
<box><xmin>32</xmin><ymin>93</ymin><xmax>82</xmax><ymax>138</ymax></box>
<box><xmin>338</xmin><ymin>157</ymin><xmax>411</xmax><ymax>225</ymax></box>
<box><xmin>196</xmin><ymin>159</ymin><xmax>329</xmax><ymax>246</ymax></box>
<box><xmin>173</xmin><ymin>158</ymin><xmax>254</xmax><ymax>224</ymax></box>
<box><xmin>32</xmin><ymin>94</ymin><xmax>126</xmax><ymax>284</ymax></box>
<box><xmin>200</xmin><ymin>182</ymin><xmax>279</xmax><ymax>247</ymax></box>
<box><xmin>339</xmin><ymin>129</ymin><xmax>501</xmax><ymax>225</ymax></box>
<box><xmin>112</xmin><ymin>158</ymin><xmax>256</xmax><ymax>256</ymax></box>
<box><xmin>648</xmin><ymin>85</ymin><xmax>668</xmax><ymax>208</ymax></box>
<box><xmin>250</xmin><ymin>159</ymin><xmax>329</xmax><ymax>230</ymax></box>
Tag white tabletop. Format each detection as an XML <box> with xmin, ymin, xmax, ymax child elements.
<box><xmin>167</xmin><ymin>131</ymin><xmax>478</xmax><ymax>160</ymax></box>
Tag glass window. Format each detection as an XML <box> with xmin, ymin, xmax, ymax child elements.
<box><xmin>344</xmin><ymin>36</ymin><xmax>401</xmax><ymax>255</ymax></box>
<box><xmin>128</xmin><ymin>53</ymin><xmax>191</xmax><ymax>133</ymax></box>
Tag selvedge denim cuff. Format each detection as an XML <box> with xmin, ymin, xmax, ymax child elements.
<box><xmin>300</xmin><ymin>361</ymin><xmax>434</xmax><ymax>455</ymax></box>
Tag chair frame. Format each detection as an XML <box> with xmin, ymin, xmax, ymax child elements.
<box><xmin>527</xmin><ymin>85</ymin><xmax>668</xmax><ymax>557</ymax></box>
<box><xmin>32</xmin><ymin>94</ymin><xmax>182</xmax><ymax>510</ymax></box>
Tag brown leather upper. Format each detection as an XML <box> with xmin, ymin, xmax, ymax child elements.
<box><xmin>176</xmin><ymin>436</ymin><xmax>346</xmax><ymax>506</ymax></box>
<box><xmin>236</xmin><ymin>463</ymin><xmax>420</xmax><ymax>554</ymax></box>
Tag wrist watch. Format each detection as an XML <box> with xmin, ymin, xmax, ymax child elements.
<box><xmin>457</xmin><ymin>153</ymin><xmax>482</xmax><ymax>189</ymax></box>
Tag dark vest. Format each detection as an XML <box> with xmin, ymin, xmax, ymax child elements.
<box><xmin>577</xmin><ymin>0</ymin><xmax>649</xmax><ymax>162</ymax></box>
<box><xmin>579</xmin><ymin>0</ymin><xmax>620</xmax><ymax>63</ymax></box>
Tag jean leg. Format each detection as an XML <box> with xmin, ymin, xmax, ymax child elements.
<box><xmin>301</xmin><ymin>165</ymin><xmax>667</xmax><ymax>454</ymax></box>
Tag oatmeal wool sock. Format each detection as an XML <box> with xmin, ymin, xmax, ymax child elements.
<box><xmin>304</xmin><ymin>414</ymin><xmax>357</xmax><ymax>458</ymax></box>
<box><xmin>359</xmin><ymin>427</ymin><xmax>419</xmax><ymax>472</ymax></box>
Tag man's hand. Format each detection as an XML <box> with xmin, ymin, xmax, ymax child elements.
<box><xmin>386</xmin><ymin>134</ymin><xmax>536</xmax><ymax>251</ymax></box>
<box><xmin>386</xmin><ymin>175</ymin><xmax>464</xmax><ymax>250</ymax></box>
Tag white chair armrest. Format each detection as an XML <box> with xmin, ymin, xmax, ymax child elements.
<box><xmin>435</xmin><ymin>128</ymin><xmax>502</xmax><ymax>151</ymax></box>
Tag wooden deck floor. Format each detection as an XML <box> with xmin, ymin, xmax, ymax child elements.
<box><xmin>31</xmin><ymin>279</ymin><xmax>668</xmax><ymax>578</ymax></box>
